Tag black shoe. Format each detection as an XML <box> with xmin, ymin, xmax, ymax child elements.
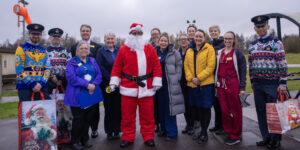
<box><xmin>120</xmin><ymin>140</ymin><xmax>133</xmax><ymax>148</ymax></box>
<box><xmin>267</xmin><ymin>140</ymin><xmax>280</xmax><ymax>149</ymax></box>
<box><xmin>256</xmin><ymin>138</ymin><xmax>270</xmax><ymax>146</ymax></box>
<box><xmin>113</xmin><ymin>132</ymin><xmax>121</xmax><ymax>139</ymax></box>
<box><xmin>198</xmin><ymin>135</ymin><xmax>208</xmax><ymax>144</ymax></box>
<box><xmin>165</xmin><ymin>136</ymin><xmax>177</xmax><ymax>141</ymax></box>
<box><xmin>158</xmin><ymin>132</ymin><xmax>166</xmax><ymax>137</ymax></box>
<box><xmin>107</xmin><ymin>133</ymin><xmax>113</xmax><ymax>140</ymax></box>
<box><xmin>224</xmin><ymin>137</ymin><xmax>240</xmax><ymax>145</ymax></box>
<box><xmin>144</xmin><ymin>139</ymin><xmax>155</xmax><ymax>147</ymax></box>
<box><xmin>209</xmin><ymin>126</ymin><xmax>219</xmax><ymax>132</ymax></box>
<box><xmin>192</xmin><ymin>133</ymin><xmax>201</xmax><ymax>140</ymax></box>
<box><xmin>91</xmin><ymin>130</ymin><xmax>98</xmax><ymax>138</ymax></box>
<box><xmin>194</xmin><ymin>121</ymin><xmax>200</xmax><ymax>129</ymax></box>
<box><xmin>72</xmin><ymin>143</ymin><xmax>83</xmax><ymax>150</ymax></box>
<box><xmin>187</xmin><ymin>129</ymin><xmax>195</xmax><ymax>135</ymax></box>
<box><xmin>82</xmin><ymin>140</ymin><xmax>93</xmax><ymax>148</ymax></box>
<box><xmin>215</xmin><ymin>129</ymin><xmax>225</xmax><ymax>135</ymax></box>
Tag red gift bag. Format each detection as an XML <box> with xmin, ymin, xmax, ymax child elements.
<box><xmin>18</xmin><ymin>91</ymin><xmax>58</xmax><ymax>150</ymax></box>
<box><xmin>50</xmin><ymin>85</ymin><xmax>73</xmax><ymax>144</ymax></box>
<box><xmin>267</xmin><ymin>93</ymin><xmax>300</xmax><ymax>134</ymax></box>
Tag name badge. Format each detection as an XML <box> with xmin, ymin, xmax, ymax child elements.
<box><xmin>90</xmin><ymin>45</ymin><xmax>95</xmax><ymax>48</ymax></box>
<box><xmin>226</xmin><ymin>57</ymin><xmax>232</xmax><ymax>61</ymax></box>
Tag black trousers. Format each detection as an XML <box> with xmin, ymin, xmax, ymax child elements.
<box><xmin>103</xmin><ymin>90</ymin><xmax>121</xmax><ymax>134</ymax></box>
<box><xmin>18</xmin><ymin>87</ymin><xmax>50</xmax><ymax>101</ymax></box>
<box><xmin>253</xmin><ymin>82</ymin><xmax>281</xmax><ymax>141</ymax></box>
<box><xmin>182</xmin><ymin>85</ymin><xmax>193</xmax><ymax>128</ymax></box>
<box><xmin>90</xmin><ymin>103</ymin><xmax>100</xmax><ymax>131</ymax></box>
<box><xmin>212</xmin><ymin>96</ymin><xmax>223</xmax><ymax>129</ymax></box>
<box><xmin>71</xmin><ymin>104</ymin><xmax>98</xmax><ymax>144</ymax></box>
<box><xmin>199</xmin><ymin>108</ymin><xmax>211</xmax><ymax>135</ymax></box>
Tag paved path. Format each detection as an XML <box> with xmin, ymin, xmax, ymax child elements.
<box><xmin>1</xmin><ymin>91</ymin><xmax>300</xmax><ymax>149</ymax></box>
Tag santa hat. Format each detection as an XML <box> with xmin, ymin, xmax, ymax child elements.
<box><xmin>24</xmin><ymin>104</ymin><xmax>44</xmax><ymax>125</ymax></box>
<box><xmin>129</xmin><ymin>23</ymin><xmax>143</xmax><ymax>32</ymax></box>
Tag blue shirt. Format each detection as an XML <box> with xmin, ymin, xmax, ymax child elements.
<box><xmin>104</xmin><ymin>45</ymin><xmax>118</xmax><ymax>61</ymax></box>
<box><xmin>76</xmin><ymin>57</ymin><xmax>96</xmax><ymax>84</ymax></box>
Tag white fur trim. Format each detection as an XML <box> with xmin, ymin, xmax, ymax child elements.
<box><xmin>152</xmin><ymin>77</ymin><xmax>162</xmax><ymax>87</ymax></box>
<box><xmin>136</xmin><ymin>49</ymin><xmax>150</xmax><ymax>98</ymax></box>
<box><xmin>32</xmin><ymin>127</ymin><xmax>38</xmax><ymax>139</ymax></box>
<box><xmin>24</xmin><ymin>118</ymin><xmax>31</xmax><ymax>126</ymax></box>
<box><xmin>130</xmin><ymin>25</ymin><xmax>143</xmax><ymax>32</ymax></box>
<box><xmin>120</xmin><ymin>86</ymin><xmax>155</xmax><ymax>98</ymax></box>
<box><xmin>110</xmin><ymin>76</ymin><xmax>120</xmax><ymax>86</ymax></box>
<box><xmin>290</xmin><ymin>121</ymin><xmax>295</xmax><ymax>123</ymax></box>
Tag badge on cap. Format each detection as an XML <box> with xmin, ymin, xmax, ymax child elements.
<box><xmin>257</xmin><ymin>17</ymin><xmax>262</xmax><ymax>22</ymax></box>
<box><xmin>34</xmin><ymin>25</ymin><xmax>38</xmax><ymax>30</ymax></box>
<box><xmin>55</xmin><ymin>29</ymin><xmax>59</xmax><ymax>33</ymax></box>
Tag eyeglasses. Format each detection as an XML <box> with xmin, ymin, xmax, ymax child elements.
<box><xmin>224</xmin><ymin>38</ymin><xmax>233</xmax><ymax>41</ymax></box>
<box><xmin>180</xmin><ymin>38</ymin><xmax>188</xmax><ymax>41</ymax></box>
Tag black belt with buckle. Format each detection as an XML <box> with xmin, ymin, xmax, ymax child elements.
<box><xmin>122</xmin><ymin>72</ymin><xmax>152</xmax><ymax>87</ymax></box>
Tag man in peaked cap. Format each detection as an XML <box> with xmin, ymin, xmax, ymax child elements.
<box><xmin>46</xmin><ymin>28</ymin><xmax>71</xmax><ymax>95</ymax></box>
<box><xmin>109</xmin><ymin>23</ymin><xmax>162</xmax><ymax>148</ymax></box>
<box><xmin>15</xmin><ymin>23</ymin><xmax>51</xmax><ymax>101</ymax></box>
<box><xmin>248</xmin><ymin>15</ymin><xmax>288</xmax><ymax>149</ymax></box>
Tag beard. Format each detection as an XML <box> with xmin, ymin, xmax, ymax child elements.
<box><xmin>125</xmin><ymin>35</ymin><xmax>145</xmax><ymax>51</ymax></box>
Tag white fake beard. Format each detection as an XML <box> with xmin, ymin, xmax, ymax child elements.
<box><xmin>125</xmin><ymin>35</ymin><xmax>145</xmax><ymax>51</ymax></box>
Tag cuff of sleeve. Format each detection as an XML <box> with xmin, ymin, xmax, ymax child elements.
<box><xmin>240</xmin><ymin>86</ymin><xmax>246</xmax><ymax>91</ymax></box>
<box><xmin>28</xmin><ymin>81</ymin><xmax>37</xmax><ymax>88</ymax></box>
<box><xmin>110</xmin><ymin>76</ymin><xmax>120</xmax><ymax>86</ymax></box>
<box><xmin>152</xmin><ymin>77</ymin><xmax>162</xmax><ymax>87</ymax></box>
<box><xmin>280</xmin><ymin>80</ymin><xmax>287</xmax><ymax>85</ymax></box>
<box><xmin>40</xmin><ymin>82</ymin><xmax>46</xmax><ymax>87</ymax></box>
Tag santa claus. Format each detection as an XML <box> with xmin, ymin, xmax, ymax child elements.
<box><xmin>21</xmin><ymin>104</ymin><xmax>57</xmax><ymax>150</ymax></box>
<box><xmin>109</xmin><ymin>23</ymin><xmax>162</xmax><ymax>148</ymax></box>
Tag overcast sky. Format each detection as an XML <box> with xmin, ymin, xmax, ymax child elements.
<box><xmin>1</xmin><ymin>0</ymin><xmax>300</xmax><ymax>43</ymax></box>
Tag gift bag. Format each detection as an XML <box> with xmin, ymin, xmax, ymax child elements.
<box><xmin>18</xmin><ymin>91</ymin><xmax>58</xmax><ymax>150</ymax></box>
<box><xmin>267</xmin><ymin>94</ymin><xmax>300</xmax><ymax>134</ymax></box>
<box><xmin>50</xmin><ymin>86</ymin><xmax>73</xmax><ymax>144</ymax></box>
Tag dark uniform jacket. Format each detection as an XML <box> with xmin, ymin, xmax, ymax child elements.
<box><xmin>70</xmin><ymin>41</ymin><xmax>102</xmax><ymax>58</ymax></box>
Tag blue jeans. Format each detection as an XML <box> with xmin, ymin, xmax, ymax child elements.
<box><xmin>252</xmin><ymin>82</ymin><xmax>281</xmax><ymax>141</ymax></box>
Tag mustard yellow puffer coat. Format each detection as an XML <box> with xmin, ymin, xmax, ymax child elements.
<box><xmin>184</xmin><ymin>43</ymin><xmax>216</xmax><ymax>87</ymax></box>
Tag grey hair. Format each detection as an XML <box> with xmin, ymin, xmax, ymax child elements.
<box><xmin>209</xmin><ymin>25</ymin><xmax>221</xmax><ymax>33</ymax></box>
<box><xmin>104</xmin><ymin>32</ymin><xmax>116</xmax><ymax>42</ymax></box>
<box><xmin>76</xmin><ymin>40</ymin><xmax>89</xmax><ymax>56</ymax></box>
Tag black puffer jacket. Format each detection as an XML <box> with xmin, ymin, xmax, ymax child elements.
<box><xmin>210</xmin><ymin>36</ymin><xmax>225</xmax><ymax>52</ymax></box>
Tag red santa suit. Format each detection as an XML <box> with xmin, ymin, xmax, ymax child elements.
<box><xmin>110</xmin><ymin>30</ymin><xmax>162</xmax><ymax>142</ymax></box>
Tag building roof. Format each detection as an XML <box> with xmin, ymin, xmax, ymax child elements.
<box><xmin>0</xmin><ymin>48</ymin><xmax>15</xmax><ymax>54</ymax></box>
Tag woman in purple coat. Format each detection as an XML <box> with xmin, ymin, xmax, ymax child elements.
<box><xmin>64</xmin><ymin>41</ymin><xmax>102</xmax><ymax>150</ymax></box>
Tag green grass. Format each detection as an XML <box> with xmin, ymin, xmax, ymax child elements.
<box><xmin>285</xmin><ymin>53</ymin><xmax>300</xmax><ymax>64</ymax></box>
<box><xmin>1</xmin><ymin>91</ymin><xmax>18</xmax><ymax>97</ymax></box>
<box><xmin>246</xmin><ymin>67</ymin><xmax>300</xmax><ymax>93</ymax></box>
<box><xmin>0</xmin><ymin>102</ymin><xmax>18</xmax><ymax>119</ymax></box>
<box><xmin>244</xmin><ymin>54</ymin><xmax>300</xmax><ymax>64</ymax></box>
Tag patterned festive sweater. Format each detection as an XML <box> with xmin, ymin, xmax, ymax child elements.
<box><xmin>46</xmin><ymin>46</ymin><xmax>71</xmax><ymax>79</ymax></box>
<box><xmin>248</xmin><ymin>35</ymin><xmax>288</xmax><ymax>85</ymax></box>
<box><xmin>15</xmin><ymin>42</ymin><xmax>51</xmax><ymax>89</ymax></box>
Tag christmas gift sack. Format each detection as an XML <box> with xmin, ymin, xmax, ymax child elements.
<box><xmin>267</xmin><ymin>94</ymin><xmax>300</xmax><ymax>134</ymax></box>
<box><xmin>18</xmin><ymin>91</ymin><xmax>58</xmax><ymax>150</ymax></box>
<box><xmin>50</xmin><ymin>86</ymin><xmax>73</xmax><ymax>144</ymax></box>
